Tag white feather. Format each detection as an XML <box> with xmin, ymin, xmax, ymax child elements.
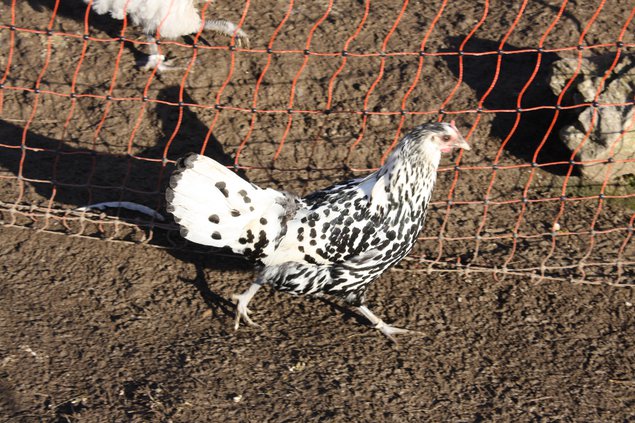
<box><xmin>87</xmin><ymin>0</ymin><xmax>202</xmax><ymax>38</ymax></box>
<box><xmin>167</xmin><ymin>155</ymin><xmax>286</xmax><ymax>254</ymax></box>
<box><xmin>85</xmin><ymin>0</ymin><xmax>248</xmax><ymax>42</ymax></box>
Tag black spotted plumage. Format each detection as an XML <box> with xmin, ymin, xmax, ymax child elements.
<box><xmin>166</xmin><ymin>122</ymin><xmax>470</xmax><ymax>341</ymax></box>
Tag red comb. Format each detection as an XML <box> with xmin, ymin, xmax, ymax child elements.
<box><xmin>450</xmin><ymin>120</ymin><xmax>457</xmax><ymax>129</ymax></box>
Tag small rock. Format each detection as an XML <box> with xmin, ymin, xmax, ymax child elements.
<box><xmin>288</xmin><ymin>361</ymin><xmax>307</xmax><ymax>372</ymax></box>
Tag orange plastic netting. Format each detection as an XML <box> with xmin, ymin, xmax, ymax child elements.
<box><xmin>0</xmin><ymin>0</ymin><xmax>633</xmax><ymax>284</ymax></box>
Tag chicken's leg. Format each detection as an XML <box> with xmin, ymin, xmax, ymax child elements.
<box><xmin>140</xmin><ymin>19</ymin><xmax>248</xmax><ymax>72</ymax></box>
<box><xmin>231</xmin><ymin>282</ymin><xmax>262</xmax><ymax>330</ymax></box>
<box><xmin>358</xmin><ymin>305</ymin><xmax>422</xmax><ymax>343</ymax></box>
<box><xmin>139</xmin><ymin>35</ymin><xmax>178</xmax><ymax>72</ymax></box>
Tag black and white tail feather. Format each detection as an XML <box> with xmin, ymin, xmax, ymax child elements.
<box><xmin>167</xmin><ymin>122</ymin><xmax>470</xmax><ymax>342</ymax></box>
<box><xmin>166</xmin><ymin>154</ymin><xmax>288</xmax><ymax>257</ymax></box>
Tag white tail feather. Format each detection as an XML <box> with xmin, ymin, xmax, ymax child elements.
<box><xmin>167</xmin><ymin>154</ymin><xmax>286</xmax><ymax>257</ymax></box>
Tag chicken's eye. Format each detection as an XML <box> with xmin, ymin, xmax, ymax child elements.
<box><xmin>442</xmin><ymin>135</ymin><xmax>451</xmax><ymax>142</ymax></box>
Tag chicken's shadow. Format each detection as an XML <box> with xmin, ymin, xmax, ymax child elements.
<box><xmin>177</xmin><ymin>254</ymin><xmax>249</xmax><ymax>321</ymax></box>
<box><xmin>0</xmin><ymin>85</ymin><xmax>252</xmax><ymax>315</ymax></box>
<box><xmin>315</xmin><ymin>297</ymin><xmax>371</xmax><ymax>328</ymax></box>
<box><xmin>0</xmin><ymin>85</ymin><xmax>236</xmax><ymax>206</ymax></box>
<box><xmin>442</xmin><ymin>37</ymin><xmax>578</xmax><ymax>175</ymax></box>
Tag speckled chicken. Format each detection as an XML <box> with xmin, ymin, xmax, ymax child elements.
<box><xmin>166</xmin><ymin>122</ymin><xmax>470</xmax><ymax>342</ymax></box>
<box><xmin>85</xmin><ymin>0</ymin><xmax>249</xmax><ymax>71</ymax></box>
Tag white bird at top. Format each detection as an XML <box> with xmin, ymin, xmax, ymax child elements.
<box><xmin>84</xmin><ymin>0</ymin><xmax>249</xmax><ymax>72</ymax></box>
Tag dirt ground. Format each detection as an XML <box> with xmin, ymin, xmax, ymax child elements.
<box><xmin>1</xmin><ymin>0</ymin><xmax>634</xmax><ymax>421</ymax></box>
<box><xmin>0</xmin><ymin>224</ymin><xmax>633</xmax><ymax>422</ymax></box>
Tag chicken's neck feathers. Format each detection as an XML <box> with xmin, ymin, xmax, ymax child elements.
<box><xmin>369</xmin><ymin>140</ymin><xmax>441</xmax><ymax>225</ymax></box>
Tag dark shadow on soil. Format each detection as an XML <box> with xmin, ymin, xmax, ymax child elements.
<box><xmin>0</xmin><ymin>85</ymin><xmax>252</xmax><ymax>310</ymax></box>
<box><xmin>0</xmin><ymin>86</ymin><xmax>235</xmax><ymax>206</ymax></box>
<box><xmin>443</xmin><ymin>37</ymin><xmax>579</xmax><ymax>176</ymax></box>
<box><xmin>0</xmin><ymin>378</ymin><xmax>19</xmax><ymax>421</ymax></box>
<box><xmin>178</xmin><ymin>261</ymin><xmax>241</xmax><ymax>320</ymax></box>
<box><xmin>316</xmin><ymin>296</ymin><xmax>371</xmax><ymax>327</ymax></box>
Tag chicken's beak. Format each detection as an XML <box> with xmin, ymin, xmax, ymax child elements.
<box><xmin>453</xmin><ymin>134</ymin><xmax>471</xmax><ymax>150</ymax></box>
<box><xmin>450</xmin><ymin>120</ymin><xmax>471</xmax><ymax>151</ymax></box>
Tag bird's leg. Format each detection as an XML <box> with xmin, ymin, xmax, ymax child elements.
<box><xmin>231</xmin><ymin>282</ymin><xmax>262</xmax><ymax>330</ymax></box>
<box><xmin>357</xmin><ymin>305</ymin><xmax>422</xmax><ymax>343</ymax></box>
<box><xmin>139</xmin><ymin>35</ymin><xmax>179</xmax><ymax>72</ymax></box>
<box><xmin>204</xmin><ymin>20</ymin><xmax>250</xmax><ymax>48</ymax></box>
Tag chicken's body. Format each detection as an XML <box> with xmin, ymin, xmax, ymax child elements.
<box><xmin>85</xmin><ymin>0</ymin><xmax>249</xmax><ymax>71</ymax></box>
<box><xmin>166</xmin><ymin>123</ymin><xmax>470</xmax><ymax>341</ymax></box>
